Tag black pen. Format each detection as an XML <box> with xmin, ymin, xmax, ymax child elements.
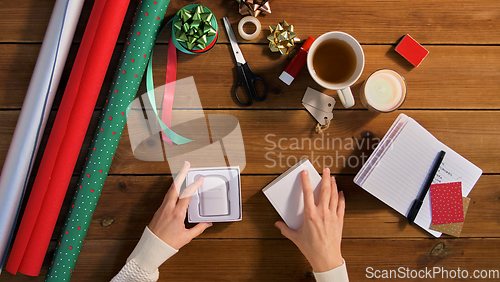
<box><xmin>407</xmin><ymin>150</ymin><xmax>446</xmax><ymax>225</ymax></box>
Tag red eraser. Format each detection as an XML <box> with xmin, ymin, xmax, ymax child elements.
<box><xmin>395</xmin><ymin>34</ymin><xmax>429</xmax><ymax>67</ymax></box>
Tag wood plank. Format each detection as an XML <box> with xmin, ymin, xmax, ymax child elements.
<box><xmin>3</xmin><ymin>238</ymin><xmax>500</xmax><ymax>281</ymax></box>
<box><xmin>155</xmin><ymin>44</ymin><xmax>500</xmax><ymax>110</ymax></box>
<box><xmin>0</xmin><ymin>110</ymin><xmax>498</xmax><ymax>175</ymax></box>
<box><xmin>79</xmin><ymin>175</ymin><xmax>500</xmax><ymax>240</ymax></box>
<box><xmin>0</xmin><ymin>0</ymin><xmax>499</xmax><ymax>44</ymax></box>
<box><xmin>1</xmin><ymin>43</ymin><xmax>500</xmax><ymax>110</ymax></box>
<box><xmin>12</xmin><ymin>174</ymin><xmax>500</xmax><ymax>241</ymax></box>
<box><xmin>110</xmin><ymin>110</ymin><xmax>500</xmax><ymax>174</ymax></box>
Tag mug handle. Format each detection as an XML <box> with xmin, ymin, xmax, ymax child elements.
<box><xmin>337</xmin><ymin>87</ymin><xmax>355</xmax><ymax>108</ymax></box>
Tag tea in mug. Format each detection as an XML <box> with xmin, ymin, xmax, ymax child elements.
<box><xmin>311</xmin><ymin>39</ymin><xmax>357</xmax><ymax>84</ymax></box>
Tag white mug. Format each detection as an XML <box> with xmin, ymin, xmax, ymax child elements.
<box><xmin>307</xmin><ymin>32</ymin><xmax>365</xmax><ymax>108</ymax></box>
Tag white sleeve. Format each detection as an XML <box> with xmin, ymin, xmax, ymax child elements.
<box><xmin>313</xmin><ymin>260</ymin><xmax>349</xmax><ymax>282</ymax></box>
<box><xmin>111</xmin><ymin>226</ymin><xmax>178</xmax><ymax>282</ymax></box>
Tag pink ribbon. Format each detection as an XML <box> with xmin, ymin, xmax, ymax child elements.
<box><xmin>160</xmin><ymin>36</ymin><xmax>178</xmax><ymax>145</ymax></box>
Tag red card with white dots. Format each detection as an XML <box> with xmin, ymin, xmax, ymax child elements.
<box><xmin>430</xmin><ymin>182</ymin><xmax>464</xmax><ymax>225</ymax></box>
<box><xmin>430</xmin><ymin>197</ymin><xmax>470</xmax><ymax>237</ymax></box>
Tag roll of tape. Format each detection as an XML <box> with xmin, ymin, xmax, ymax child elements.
<box><xmin>238</xmin><ymin>16</ymin><xmax>261</xmax><ymax>41</ymax></box>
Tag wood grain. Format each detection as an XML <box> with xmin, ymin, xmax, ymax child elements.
<box><xmin>1</xmin><ymin>44</ymin><xmax>500</xmax><ymax>110</ymax></box>
<box><xmin>0</xmin><ymin>0</ymin><xmax>499</xmax><ymax>44</ymax></box>
<box><xmin>1</xmin><ymin>0</ymin><xmax>498</xmax><ymax>280</ymax></box>
<box><xmin>110</xmin><ymin>110</ymin><xmax>500</xmax><ymax>174</ymax></box>
<box><xmin>2</xmin><ymin>238</ymin><xmax>500</xmax><ymax>281</ymax></box>
<box><xmin>16</xmin><ymin>174</ymin><xmax>500</xmax><ymax>241</ymax></box>
<box><xmin>0</xmin><ymin>110</ymin><xmax>498</xmax><ymax>175</ymax></box>
<box><xmin>81</xmin><ymin>175</ymin><xmax>499</xmax><ymax>240</ymax></box>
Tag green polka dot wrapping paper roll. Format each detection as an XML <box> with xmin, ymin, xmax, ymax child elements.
<box><xmin>45</xmin><ymin>0</ymin><xmax>171</xmax><ymax>280</ymax></box>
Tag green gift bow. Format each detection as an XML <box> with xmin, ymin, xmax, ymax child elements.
<box><xmin>170</xmin><ymin>4</ymin><xmax>218</xmax><ymax>53</ymax></box>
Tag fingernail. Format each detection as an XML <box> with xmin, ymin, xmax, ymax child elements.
<box><xmin>184</xmin><ymin>161</ymin><xmax>190</xmax><ymax>167</ymax></box>
<box><xmin>325</xmin><ymin>167</ymin><xmax>330</xmax><ymax>174</ymax></box>
<box><xmin>303</xmin><ymin>170</ymin><xmax>308</xmax><ymax>175</ymax></box>
<box><xmin>207</xmin><ymin>222</ymin><xmax>213</xmax><ymax>227</ymax></box>
<box><xmin>331</xmin><ymin>176</ymin><xmax>336</xmax><ymax>181</ymax></box>
<box><xmin>339</xmin><ymin>190</ymin><xmax>344</xmax><ymax>195</ymax></box>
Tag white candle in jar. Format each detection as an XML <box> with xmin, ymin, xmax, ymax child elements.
<box><xmin>361</xmin><ymin>69</ymin><xmax>407</xmax><ymax>112</ymax></box>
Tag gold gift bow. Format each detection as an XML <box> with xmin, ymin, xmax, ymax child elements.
<box><xmin>267</xmin><ymin>20</ymin><xmax>300</xmax><ymax>55</ymax></box>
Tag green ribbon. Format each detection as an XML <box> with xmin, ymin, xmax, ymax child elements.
<box><xmin>144</xmin><ymin>4</ymin><xmax>218</xmax><ymax>144</ymax></box>
<box><xmin>145</xmin><ymin>56</ymin><xmax>193</xmax><ymax>145</ymax></box>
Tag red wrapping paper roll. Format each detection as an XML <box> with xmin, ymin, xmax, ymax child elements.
<box><xmin>7</xmin><ymin>0</ymin><xmax>106</xmax><ymax>272</ymax></box>
<box><xmin>6</xmin><ymin>0</ymin><xmax>130</xmax><ymax>276</ymax></box>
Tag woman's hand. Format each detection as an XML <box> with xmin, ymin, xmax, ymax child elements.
<box><xmin>275</xmin><ymin>168</ymin><xmax>345</xmax><ymax>272</ymax></box>
<box><xmin>149</xmin><ymin>161</ymin><xmax>212</xmax><ymax>250</ymax></box>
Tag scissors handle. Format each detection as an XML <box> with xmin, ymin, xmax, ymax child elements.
<box><xmin>250</xmin><ymin>74</ymin><xmax>268</xmax><ymax>102</ymax></box>
<box><xmin>234</xmin><ymin>63</ymin><xmax>268</xmax><ymax>107</ymax></box>
<box><xmin>235</xmin><ymin>63</ymin><xmax>253</xmax><ymax>106</ymax></box>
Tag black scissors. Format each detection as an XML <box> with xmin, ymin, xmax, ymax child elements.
<box><xmin>222</xmin><ymin>17</ymin><xmax>268</xmax><ymax>106</ymax></box>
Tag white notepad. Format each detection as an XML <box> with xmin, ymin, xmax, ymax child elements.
<box><xmin>262</xmin><ymin>159</ymin><xmax>321</xmax><ymax>230</ymax></box>
<box><xmin>354</xmin><ymin>114</ymin><xmax>482</xmax><ymax>237</ymax></box>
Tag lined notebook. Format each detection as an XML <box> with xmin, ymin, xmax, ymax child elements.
<box><xmin>262</xmin><ymin>159</ymin><xmax>321</xmax><ymax>231</ymax></box>
<box><xmin>354</xmin><ymin>114</ymin><xmax>482</xmax><ymax>237</ymax></box>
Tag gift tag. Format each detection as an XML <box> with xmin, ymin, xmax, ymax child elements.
<box><xmin>430</xmin><ymin>197</ymin><xmax>470</xmax><ymax>237</ymax></box>
<box><xmin>302</xmin><ymin>87</ymin><xmax>335</xmax><ymax>125</ymax></box>
<box><xmin>430</xmin><ymin>182</ymin><xmax>464</xmax><ymax>225</ymax></box>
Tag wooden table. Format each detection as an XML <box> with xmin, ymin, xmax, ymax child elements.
<box><xmin>1</xmin><ymin>0</ymin><xmax>499</xmax><ymax>281</ymax></box>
